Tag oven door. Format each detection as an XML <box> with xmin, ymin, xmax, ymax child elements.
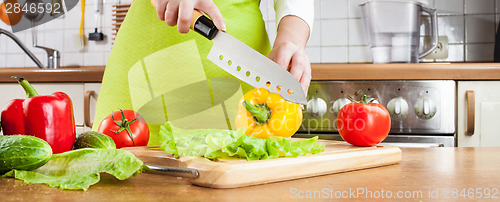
<box><xmin>293</xmin><ymin>133</ymin><xmax>455</xmax><ymax>148</ymax></box>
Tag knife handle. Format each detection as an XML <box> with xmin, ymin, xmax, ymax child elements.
<box><xmin>150</xmin><ymin>0</ymin><xmax>218</xmax><ymax>40</ymax></box>
<box><xmin>190</xmin><ymin>10</ymin><xmax>219</xmax><ymax>40</ymax></box>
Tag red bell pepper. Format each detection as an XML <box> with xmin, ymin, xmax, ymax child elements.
<box><xmin>1</xmin><ymin>76</ymin><xmax>76</xmax><ymax>154</ymax></box>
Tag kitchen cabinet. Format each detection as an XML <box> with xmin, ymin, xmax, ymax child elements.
<box><xmin>457</xmin><ymin>81</ymin><xmax>500</xmax><ymax>147</ymax></box>
<box><xmin>0</xmin><ymin>82</ymin><xmax>101</xmax><ymax>135</ymax></box>
<box><xmin>83</xmin><ymin>83</ymin><xmax>101</xmax><ymax>131</ymax></box>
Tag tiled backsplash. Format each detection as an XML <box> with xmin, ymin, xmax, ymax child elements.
<box><xmin>0</xmin><ymin>0</ymin><xmax>119</xmax><ymax>68</ymax></box>
<box><xmin>262</xmin><ymin>0</ymin><xmax>500</xmax><ymax>63</ymax></box>
<box><xmin>1</xmin><ymin>0</ymin><xmax>499</xmax><ymax>67</ymax></box>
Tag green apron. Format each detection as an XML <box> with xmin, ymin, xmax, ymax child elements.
<box><xmin>92</xmin><ymin>0</ymin><xmax>271</xmax><ymax>145</ymax></box>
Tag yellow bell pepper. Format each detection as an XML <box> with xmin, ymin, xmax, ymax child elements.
<box><xmin>235</xmin><ymin>88</ymin><xmax>303</xmax><ymax>139</ymax></box>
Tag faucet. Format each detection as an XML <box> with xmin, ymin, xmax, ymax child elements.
<box><xmin>0</xmin><ymin>28</ymin><xmax>60</xmax><ymax>69</ymax></box>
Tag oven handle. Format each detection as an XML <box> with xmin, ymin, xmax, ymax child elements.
<box><xmin>466</xmin><ymin>90</ymin><xmax>475</xmax><ymax>136</ymax></box>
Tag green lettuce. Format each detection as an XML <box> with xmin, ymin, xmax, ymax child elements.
<box><xmin>159</xmin><ymin>122</ymin><xmax>324</xmax><ymax>160</ymax></box>
<box><xmin>2</xmin><ymin>148</ymin><xmax>145</xmax><ymax>191</ymax></box>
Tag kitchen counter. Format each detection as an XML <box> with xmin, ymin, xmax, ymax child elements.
<box><xmin>311</xmin><ymin>63</ymin><xmax>500</xmax><ymax>80</ymax></box>
<box><xmin>1</xmin><ymin>147</ymin><xmax>499</xmax><ymax>201</ymax></box>
<box><xmin>0</xmin><ymin>66</ymin><xmax>105</xmax><ymax>82</ymax></box>
<box><xmin>1</xmin><ymin>63</ymin><xmax>499</xmax><ymax>82</ymax></box>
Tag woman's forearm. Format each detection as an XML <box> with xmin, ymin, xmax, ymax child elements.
<box><xmin>273</xmin><ymin>15</ymin><xmax>310</xmax><ymax>48</ymax></box>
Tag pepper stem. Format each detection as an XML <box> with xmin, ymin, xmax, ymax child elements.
<box><xmin>12</xmin><ymin>76</ymin><xmax>39</xmax><ymax>97</ymax></box>
<box><xmin>243</xmin><ymin>100</ymin><xmax>271</xmax><ymax>125</ymax></box>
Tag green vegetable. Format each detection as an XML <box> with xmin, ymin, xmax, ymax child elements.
<box><xmin>0</xmin><ymin>135</ymin><xmax>52</xmax><ymax>174</ymax></box>
<box><xmin>3</xmin><ymin>148</ymin><xmax>145</xmax><ymax>190</ymax></box>
<box><xmin>73</xmin><ymin>131</ymin><xmax>116</xmax><ymax>149</ymax></box>
<box><xmin>159</xmin><ymin>122</ymin><xmax>324</xmax><ymax>160</ymax></box>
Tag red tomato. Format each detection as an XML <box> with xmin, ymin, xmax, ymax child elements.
<box><xmin>98</xmin><ymin>109</ymin><xmax>149</xmax><ymax>148</ymax></box>
<box><xmin>336</xmin><ymin>102</ymin><xmax>391</xmax><ymax>147</ymax></box>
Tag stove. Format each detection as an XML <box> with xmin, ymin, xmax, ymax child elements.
<box><xmin>294</xmin><ymin>80</ymin><xmax>456</xmax><ymax>147</ymax></box>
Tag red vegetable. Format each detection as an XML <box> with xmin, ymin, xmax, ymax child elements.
<box><xmin>336</xmin><ymin>91</ymin><xmax>391</xmax><ymax>147</ymax></box>
<box><xmin>97</xmin><ymin>109</ymin><xmax>149</xmax><ymax>148</ymax></box>
<box><xmin>1</xmin><ymin>76</ymin><xmax>76</xmax><ymax>154</ymax></box>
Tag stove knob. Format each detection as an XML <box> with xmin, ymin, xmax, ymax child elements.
<box><xmin>414</xmin><ymin>98</ymin><xmax>437</xmax><ymax>119</ymax></box>
<box><xmin>306</xmin><ymin>98</ymin><xmax>327</xmax><ymax>118</ymax></box>
<box><xmin>386</xmin><ymin>98</ymin><xmax>409</xmax><ymax>120</ymax></box>
<box><xmin>332</xmin><ymin>98</ymin><xmax>351</xmax><ymax>116</ymax></box>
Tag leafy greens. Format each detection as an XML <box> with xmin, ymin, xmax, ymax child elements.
<box><xmin>2</xmin><ymin>148</ymin><xmax>145</xmax><ymax>190</ymax></box>
<box><xmin>159</xmin><ymin>122</ymin><xmax>324</xmax><ymax>160</ymax></box>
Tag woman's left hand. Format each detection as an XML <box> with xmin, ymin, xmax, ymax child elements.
<box><xmin>268</xmin><ymin>41</ymin><xmax>311</xmax><ymax>94</ymax></box>
<box><xmin>267</xmin><ymin>15</ymin><xmax>311</xmax><ymax>94</ymax></box>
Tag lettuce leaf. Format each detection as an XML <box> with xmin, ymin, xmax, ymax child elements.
<box><xmin>2</xmin><ymin>148</ymin><xmax>144</xmax><ymax>191</ymax></box>
<box><xmin>159</xmin><ymin>122</ymin><xmax>324</xmax><ymax>160</ymax></box>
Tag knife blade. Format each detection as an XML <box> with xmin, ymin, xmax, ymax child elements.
<box><xmin>190</xmin><ymin>11</ymin><xmax>307</xmax><ymax>104</ymax></box>
<box><xmin>206</xmin><ymin>30</ymin><xmax>307</xmax><ymax>105</ymax></box>
<box><xmin>152</xmin><ymin>8</ymin><xmax>306</xmax><ymax>105</ymax></box>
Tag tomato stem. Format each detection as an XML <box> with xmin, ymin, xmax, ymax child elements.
<box><xmin>242</xmin><ymin>100</ymin><xmax>271</xmax><ymax>125</ymax></box>
<box><xmin>13</xmin><ymin>76</ymin><xmax>39</xmax><ymax>97</ymax></box>
<box><xmin>110</xmin><ymin>108</ymin><xmax>139</xmax><ymax>146</ymax></box>
<box><xmin>348</xmin><ymin>90</ymin><xmax>377</xmax><ymax>104</ymax></box>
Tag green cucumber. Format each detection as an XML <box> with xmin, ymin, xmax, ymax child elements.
<box><xmin>0</xmin><ymin>135</ymin><xmax>52</xmax><ymax>174</ymax></box>
<box><xmin>73</xmin><ymin>131</ymin><xmax>116</xmax><ymax>150</ymax></box>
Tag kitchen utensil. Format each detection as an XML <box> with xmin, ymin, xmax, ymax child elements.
<box><xmin>111</xmin><ymin>3</ymin><xmax>130</xmax><ymax>43</ymax></box>
<box><xmin>151</xmin><ymin>2</ymin><xmax>306</xmax><ymax>104</ymax></box>
<box><xmin>195</xmin><ymin>12</ymin><xmax>306</xmax><ymax>104</ymax></box>
<box><xmin>76</xmin><ymin>0</ymin><xmax>86</xmax><ymax>49</ymax></box>
<box><xmin>360</xmin><ymin>0</ymin><xmax>438</xmax><ymax>63</ymax></box>
<box><xmin>88</xmin><ymin>0</ymin><xmax>104</xmax><ymax>41</ymax></box>
<box><xmin>124</xmin><ymin>140</ymin><xmax>402</xmax><ymax>188</ymax></box>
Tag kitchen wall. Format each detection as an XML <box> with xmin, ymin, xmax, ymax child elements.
<box><xmin>261</xmin><ymin>0</ymin><xmax>500</xmax><ymax>63</ymax></box>
<box><xmin>0</xmin><ymin>0</ymin><xmax>121</xmax><ymax>68</ymax></box>
<box><xmin>0</xmin><ymin>0</ymin><xmax>499</xmax><ymax>68</ymax></box>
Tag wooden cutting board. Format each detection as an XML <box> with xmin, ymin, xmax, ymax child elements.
<box><xmin>124</xmin><ymin>140</ymin><xmax>402</xmax><ymax>188</ymax></box>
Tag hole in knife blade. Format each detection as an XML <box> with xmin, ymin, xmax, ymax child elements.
<box><xmin>237</xmin><ymin>66</ymin><xmax>241</xmax><ymax>71</ymax></box>
<box><xmin>219</xmin><ymin>55</ymin><xmax>224</xmax><ymax>60</ymax></box>
<box><xmin>228</xmin><ymin>60</ymin><xmax>232</xmax><ymax>66</ymax></box>
<box><xmin>287</xmin><ymin>89</ymin><xmax>293</xmax><ymax>95</ymax></box>
<box><xmin>255</xmin><ymin>76</ymin><xmax>260</xmax><ymax>82</ymax></box>
<box><xmin>266</xmin><ymin>81</ymin><xmax>271</xmax><ymax>87</ymax></box>
<box><xmin>276</xmin><ymin>85</ymin><xmax>282</xmax><ymax>91</ymax></box>
<box><xmin>246</xmin><ymin>71</ymin><xmax>251</xmax><ymax>77</ymax></box>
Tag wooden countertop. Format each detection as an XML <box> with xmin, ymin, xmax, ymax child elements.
<box><xmin>311</xmin><ymin>63</ymin><xmax>500</xmax><ymax>80</ymax></box>
<box><xmin>0</xmin><ymin>66</ymin><xmax>105</xmax><ymax>83</ymax></box>
<box><xmin>1</xmin><ymin>63</ymin><xmax>500</xmax><ymax>82</ymax></box>
<box><xmin>1</xmin><ymin>147</ymin><xmax>500</xmax><ymax>201</ymax></box>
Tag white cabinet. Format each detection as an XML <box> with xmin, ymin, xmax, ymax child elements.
<box><xmin>457</xmin><ymin>81</ymin><xmax>500</xmax><ymax>147</ymax></box>
<box><xmin>0</xmin><ymin>83</ymin><xmax>85</xmax><ymax>125</ymax></box>
<box><xmin>0</xmin><ymin>82</ymin><xmax>101</xmax><ymax>134</ymax></box>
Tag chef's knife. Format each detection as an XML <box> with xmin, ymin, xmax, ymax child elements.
<box><xmin>151</xmin><ymin>2</ymin><xmax>307</xmax><ymax>104</ymax></box>
<box><xmin>190</xmin><ymin>11</ymin><xmax>307</xmax><ymax>105</ymax></box>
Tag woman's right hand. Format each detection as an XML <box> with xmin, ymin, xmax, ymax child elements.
<box><xmin>154</xmin><ymin>0</ymin><xmax>226</xmax><ymax>33</ymax></box>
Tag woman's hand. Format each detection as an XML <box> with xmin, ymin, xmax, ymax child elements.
<box><xmin>268</xmin><ymin>16</ymin><xmax>311</xmax><ymax>94</ymax></box>
<box><xmin>154</xmin><ymin>0</ymin><xmax>226</xmax><ymax>33</ymax></box>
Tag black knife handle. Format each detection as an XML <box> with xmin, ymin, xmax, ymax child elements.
<box><xmin>192</xmin><ymin>11</ymin><xmax>218</xmax><ymax>40</ymax></box>
<box><xmin>150</xmin><ymin>0</ymin><xmax>219</xmax><ymax>40</ymax></box>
